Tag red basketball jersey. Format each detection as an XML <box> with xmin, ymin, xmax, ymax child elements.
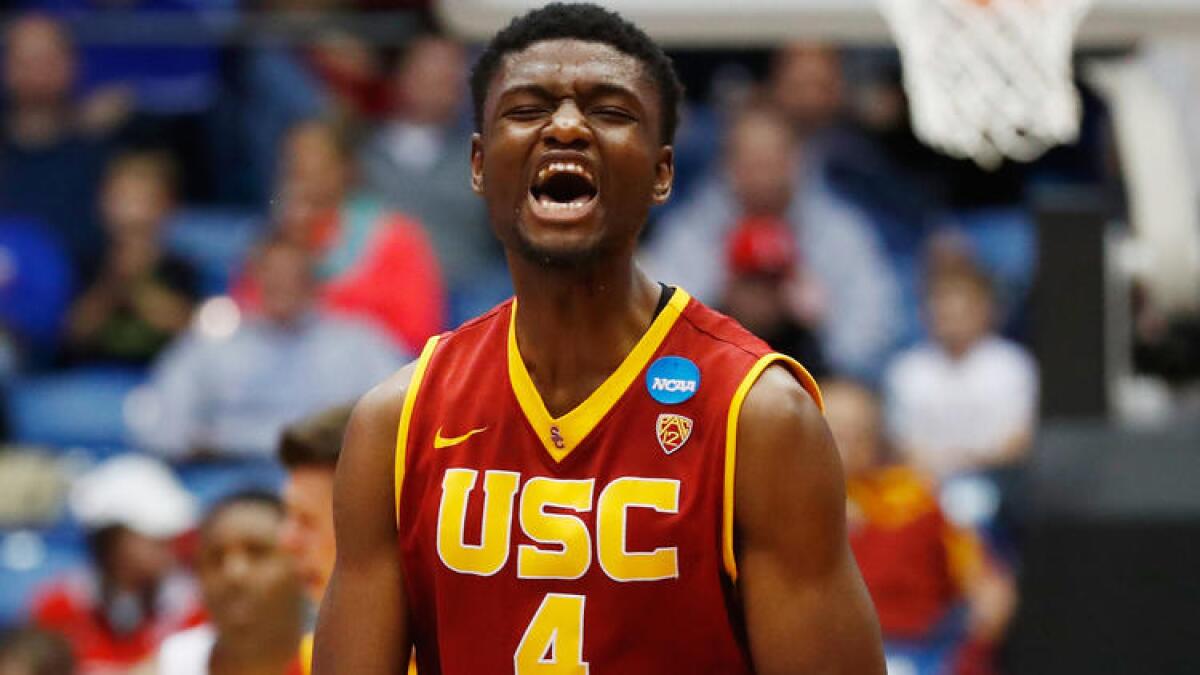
<box><xmin>394</xmin><ymin>288</ymin><xmax>821</xmax><ymax>674</ymax></box>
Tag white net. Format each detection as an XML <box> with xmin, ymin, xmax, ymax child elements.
<box><xmin>879</xmin><ymin>0</ymin><xmax>1094</xmax><ymax>169</ymax></box>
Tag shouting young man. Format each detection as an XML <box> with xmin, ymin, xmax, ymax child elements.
<box><xmin>315</xmin><ymin>4</ymin><xmax>885</xmax><ymax>673</ymax></box>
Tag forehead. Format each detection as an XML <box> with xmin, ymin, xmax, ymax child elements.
<box><xmin>284</xmin><ymin>467</ymin><xmax>335</xmax><ymax>498</ymax></box>
<box><xmin>492</xmin><ymin>39</ymin><xmax>654</xmax><ymax>100</ymax></box>
<box><xmin>730</xmin><ymin>115</ymin><xmax>793</xmax><ymax>150</ymax></box>
<box><xmin>203</xmin><ymin>503</ymin><xmax>281</xmax><ymax>549</ymax></box>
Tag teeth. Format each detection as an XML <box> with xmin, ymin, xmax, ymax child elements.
<box><xmin>536</xmin><ymin>161</ymin><xmax>594</xmax><ymax>184</ymax></box>
<box><xmin>537</xmin><ymin>194</ymin><xmax>590</xmax><ymax>210</ymax></box>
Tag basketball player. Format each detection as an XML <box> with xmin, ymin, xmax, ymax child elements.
<box><xmin>314</xmin><ymin>4</ymin><xmax>885</xmax><ymax>673</ymax></box>
<box><xmin>278</xmin><ymin>406</ymin><xmax>420</xmax><ymax>675</ymax></box>
<box><xmin>156</xmin><ymin>492</ymin><xmax>305</xmax><ymax>675</ymax></box>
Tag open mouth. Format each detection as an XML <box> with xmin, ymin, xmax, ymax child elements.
<box><xmin>529</xmin><ymin>161</ymin><xmax>598</xmax><ymax>213</ymax></box>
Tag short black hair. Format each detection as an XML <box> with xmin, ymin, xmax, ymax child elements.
<box><xmin>469</xmin><ymin>2</ymin><xmax>683</xmax><ymax>144</ymax></box>
<box><xmin>278</xmin><ymin>404</ymin><xmax>353</xmax><ymax>469</ymax></box>
<box><xmin>201</xmin><ymin>490</ymin><xmax>284</xmax><ymax>538</ymax></box>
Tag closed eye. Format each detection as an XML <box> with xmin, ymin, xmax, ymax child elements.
<box><xmin>504</xmin><ymin>106</ymin><xmax>549</xmax><ymax>120</ymax></box>
<box><xmin>591</xmin><ymin>107</ymin><xmax>637</xmax><ymax>122</ymax></box>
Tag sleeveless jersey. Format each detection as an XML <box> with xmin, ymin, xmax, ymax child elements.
<box><xmin>394</xmin><ymin>288</ymin><xmax>821</xmax><ymax>674</ymax></box>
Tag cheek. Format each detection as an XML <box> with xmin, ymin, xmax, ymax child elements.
<box><xmin>265</xmin><ymin>557</ymin><xmax>299</xmax><ymax>591</ymax></box>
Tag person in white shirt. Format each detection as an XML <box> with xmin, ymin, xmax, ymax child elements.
<box><xmin>154</xmin><ymin>492</ymin><xmax>304</xmax><ymax>675</ymax></box>
<box><xmin>130</xmin><ymin>237</ymin><xmax>403</xmax><ymax>460</ymax></box>
<box><xmin>884</xmin><ymin>263</ymin><xmax>1038</xmax><ymax>480</ymax></box>
<box><xmin>642</xmin><ymin>104</ymin><xmax>902</xmax><ymax>381</ymax></box>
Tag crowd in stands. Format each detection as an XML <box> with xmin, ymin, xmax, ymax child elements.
<box><xmin>0</xmin><ymin>3</ymin><xmax>1123</xmax><ymax>674</ymax></box>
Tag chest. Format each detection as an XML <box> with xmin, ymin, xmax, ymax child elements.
<box><xmin>402</xmin><ymin>393</ymin><xmax>725</xmax><ymax>585</ymax></box>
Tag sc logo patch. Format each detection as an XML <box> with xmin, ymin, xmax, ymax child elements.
<box><xmin>646</xmin><ymin>356</ymin><xmax>700</xmax><ymax>404</ymax></box>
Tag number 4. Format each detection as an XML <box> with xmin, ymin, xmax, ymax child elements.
<box><xmin>514</xmin><ymin>593</ymin><xmax>589</xmax><ymax>674</ymax></box>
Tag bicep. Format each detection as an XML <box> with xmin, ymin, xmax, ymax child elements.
<box><xmin>735</xmin><ymin>366</ymin><xmax>885</xmax><ymax>675</ymax></box>
<box><xmin>313</xmin><ymin>376</ymin><xmax>412</xmax><ymax>675</ymax></box>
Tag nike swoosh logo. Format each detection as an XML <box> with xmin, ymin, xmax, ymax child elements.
<box><xmin>433</xmin><ymin>426</ymin><xmax>489</xmax><ymax>449</ymax></box>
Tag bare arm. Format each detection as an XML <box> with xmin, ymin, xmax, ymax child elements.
<box><xmin>313</xmin><ymin>365</ymin><xmax>415</xmax><ymax>674</ymax></box>
<box><xmin>736</xmin><ymin>365</ymin><xmax>886</xmax><ymax>675</ymax></box>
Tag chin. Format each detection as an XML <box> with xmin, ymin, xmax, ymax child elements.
<box><xmin>511</xmin><ymin>225</ymin><xmax>611</xmax><ymax>270</ymax></box>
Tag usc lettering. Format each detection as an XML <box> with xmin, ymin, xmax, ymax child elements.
<box><xmin>436</xmin><ymin>469</ymin><xmax>680</xmax><ymax>582</ymax></box>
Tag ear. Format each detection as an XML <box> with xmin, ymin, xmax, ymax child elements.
<box><xmin>652</xmin><ymin>145</ymin><xmax>675</xmax><ymax>205</ymax></box>
<box><xmin>470</xmin><ymin>133</ymin><xmax>485</xmax><ymax>194</ymax></box>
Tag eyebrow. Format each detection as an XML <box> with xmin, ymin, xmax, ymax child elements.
<box><xmin>495</xmin><ymin>83</ymin><xmax>555</xmax><ymax>102</ymax></box>
<box><xmin>496</xmin><ymin>81</ymin><xmax>643</xmax><ymax>106</ymax></box>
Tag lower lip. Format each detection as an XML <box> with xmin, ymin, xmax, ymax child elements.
<box><xmin>526</xmin><ymin>191</ymin><xmax>599</xmax><ymax>225</ymax></box>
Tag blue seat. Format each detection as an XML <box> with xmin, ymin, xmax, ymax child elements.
<box><xmin>164</xmin><ymin>208</ymin><xmax>262</xmax><ymax>297</ymax></box>
<box><xmin>175</xmin><ymin>458</ymin><xmax>285</xmax><ymax>509</ymax></box>
<box><xmin>0</xmin><ymin>528</ymin><xmax>88</xmax><ymax>628</ymax></box>
<box><xmin>6</xmin><ymin>367</ymin><xmax>146</xmax><ymax>452</ymax></box>
<box><xmin>0</xmin><ymin>217</ymin><xmax>75</xmax><ymax>365</ymax></box>
<box><xmin>953</xmin><ymin>208</ymin><xmax>1037</xmax><ymax>298</ymax></box>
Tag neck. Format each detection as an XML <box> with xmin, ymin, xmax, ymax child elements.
<box><xmin>508</xmin><ymin>250</ymin><xmax>661</xmax><ymax>417</ymax></box>
<box><xmin>7</xmin><ymin>105</ymin><xmax>69</xmax><ymax>146</ymax></box>
<box><xmin>942</xmin><ymin>335</ymin><xmax>983</xmax><ymax>361</ymax></box>
<box><xmin>210</xmin><ymin>626</ymin><xmax>300</xmax><ymax>675</ymax></box>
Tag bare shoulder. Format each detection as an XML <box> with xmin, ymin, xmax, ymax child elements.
<box><xmin>738</xmin><ymin>363</ymin><xmax>829</xmax><ymax>464</ymax></box>
<box><xmin>341</xmin><ymin>361</ymin><xmax>419</xmax><ymax>460</ymax></box>
<box><xmin>334</xmin><ymin>360</ymin><xmax>420</xmax><ymax>538</ymax></box>
<box><xmin>735</xmin><ymin>363</ymin><xmax>845</xmax><ymax>566</ymax></box>
<box><xmin>351</xmin><ymin>361</ymin><xmax>418</xmax><ymax>430</ymax></box>
<box><xmin>736</xmin><ymin>362</ymin><xmax>836</xmax><ymax>491</ymax></box>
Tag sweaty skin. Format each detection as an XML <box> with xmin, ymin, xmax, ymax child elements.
<box><xmin>314</xmin><ymin>37</ymin><xmax>884</xmax><ymax>675</ymax></box>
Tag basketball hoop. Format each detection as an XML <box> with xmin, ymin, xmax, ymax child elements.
<box><xmin>879</xmin><ymin>0</ymin><xmax>1094</xmax><ymax>169</ymax></box>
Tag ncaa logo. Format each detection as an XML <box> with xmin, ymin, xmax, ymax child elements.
<box><xmin>646</xmin><ymin>356</ymin><xmax>700</xmax><ymax>405</ymax></box>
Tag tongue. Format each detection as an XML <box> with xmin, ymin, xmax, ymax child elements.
<box><xmin>538</xmin><ymin>193</ymin><xmax>592</xmax><ymax>208</ymax></box>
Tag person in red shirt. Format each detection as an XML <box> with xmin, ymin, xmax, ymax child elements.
<box><xmin>823</xmin><ymin>379</ymin><xmax>1017</xmax><ymax>675</ymax></box>
<box><xmin>31</xmin><ymin>456</ymin><xmax>205</xmax><ymax>674</ymax></box>
<box><xmin>313</xmin><ymin>4</ymin><xmax>885</xmax><ymax>674</ymax></box>
<box><xmin>236</xmin><ymin>119</ymin><xmax>445</xmax><ymax>354</ymax></box>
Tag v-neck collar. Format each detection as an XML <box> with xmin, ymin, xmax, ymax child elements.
<box><xmin>507</xmin><ymin>287</ymin><xmax>691</xmax><ymax>463</ymax></box>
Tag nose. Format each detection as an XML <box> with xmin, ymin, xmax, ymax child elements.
<box><xmin>221</xmin><ymin>550</ymin><xmax>253</xmax><ymax>584</ymax></box>
<box><xmin>279</xmin><ymin>518</ymin><xmax>301</xmax><ymax>554</ymax></box>
<box><xmin>543</xmin><ymin>100</ymin><xmax>591</xmax><ymax>149</ymax></box>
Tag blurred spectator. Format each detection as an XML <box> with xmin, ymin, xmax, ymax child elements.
<box><xmin>236</xmin><ymin>120</ymin><xmax>444</xmax><ymax>353</ymax></box>
<box><xmin>233</xmin><ymin>12</ymin><xmax>388</xmax><ymax>204</ymax></box>
<box><xmin>883</xmin><ymin>260</ymin><xmax>1038</xmax><ymax>479</ymax></box>
<box><xmin>274</xmin><ymin>405</ymin><xmax>418</xmax><ymax>675</ymax></box>
<box><xmin>132</xmin><ymin>236</ymin><xmax>402</xmax><ymax>459</ymax></box>
<box><xmin>719</xmin><ymin>217</ymin><xmax>827</xmax><ymax>378</ymax></box>
<box><xmin>31</xmin><ymin>455</ymin><xmax>204</xmax><ymax>674</ymax></box>
<box><xmin>153</xmin><ymin>492</ymin><xmax>304</xmax><ymax>674</ymax></box>
<box><xmin>824</xmin><ymin>380</ymin><xmax>1016</xmax><ymax>675</ymax></box>
<box><xmin>768</xmin><ymin>43</ymin><xmax>845</xmax><ymax>139</ymax></box>
<box><xmin>0</xmin><ymin>627</ymin><xmax>74</xmax><ymax>675</ymax></box>
<box><xmin>29</xmin><ymin>0</ymin><xmax>228</xmax><ymax>201</ymax></box>
<box><xmin>276</xmin><ymin>404</ymin><xmax>349</xmax><ymax>607</ymax></box>
<box><xmin>305</xmin><ymin>30</ymin><xmax>390</xmax><ymax>122</ymax></box>
<box><xmin>0</xmin><ymin>217</ymin><xmax>75</xmax><ymax>371</ymax></box>
<box><xmin>643</xmin><ymin>104</ymin><xmax>901</xmax><ymax>380</ymax></box>
<box><xmin>359</xmin><ymin>34</ymin><xmax>499</xmax><ymax>289</ymax></box>
<box><xmin>0</xmin><ymin>14</ymin><xmax>119</xmax><ymax>278</ymax></box>
<box><xmin>64</xmin><ymin>151</ymin><xmax>199</xmax><ymax>366</ymax></box>
<box><xmin>276</xmin><ymin>404</ymin><xmax>346</xmax><ymax>673</ymax></box>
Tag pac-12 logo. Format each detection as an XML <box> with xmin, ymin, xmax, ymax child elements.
<box><xmin>656</xmin><ymin>414</ymin><xmax>693</xmax><ymax>454</ymax></box>
<box><xmin>646</xmin><ymin>356</ymin><xmax>700</xmax><ymax>404</ymax></box>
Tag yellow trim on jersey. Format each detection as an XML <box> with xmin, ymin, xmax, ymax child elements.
<box><xmin>722</xmin><ymin>353</ymin><xmax>823</xmax><ymax>582</ymax></box>
<box><xmin>299</xmin><ymin>632</ymin><xmax>313</xmax><ymax>675</ymax></box>
<box><xmin>395</xmin><ymin>335</ymin><xmax>442</xmax><ymax>524</ymax></box>
<box><xmin>507</xmin><ymin>288</ymin><xmax>691</xmax><ymax>463</ymax></box>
